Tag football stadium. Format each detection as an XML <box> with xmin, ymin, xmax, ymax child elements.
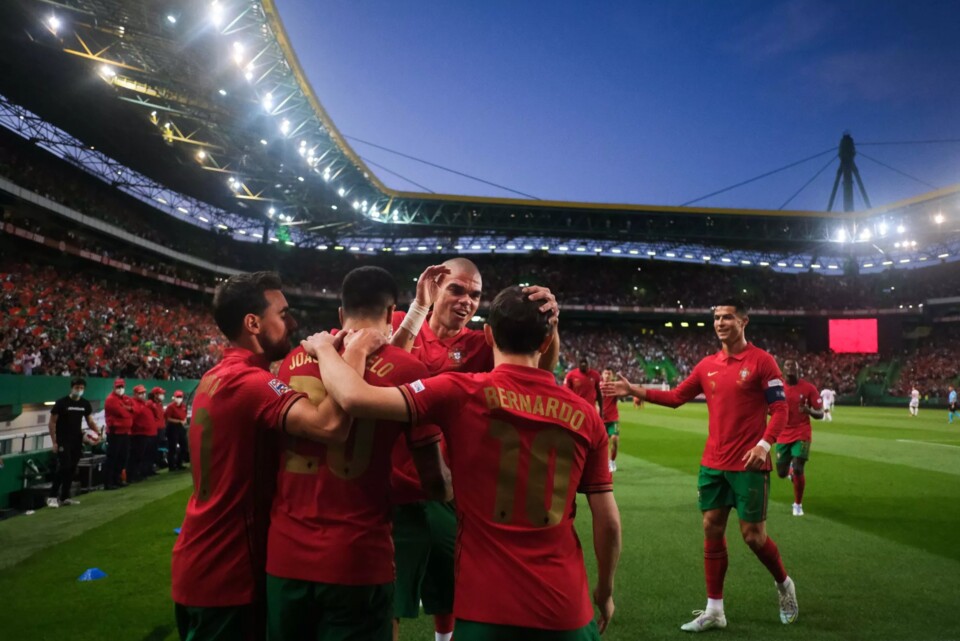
<box><xmin>1</xmin><ymin>1</ymin><xmax>959</xmax><ymax>640</ymax></box>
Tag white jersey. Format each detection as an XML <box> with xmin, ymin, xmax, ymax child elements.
<box><xmin>910</xmin><ymin>389</ymin><xmax>920</xmax><ymax>406</ymax></box>
<box><xmin>820</xmin><ymin>389</ymin><xmax>835</xmax><ymax>408</ymax></box>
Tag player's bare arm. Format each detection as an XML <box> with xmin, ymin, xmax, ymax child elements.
<box><xmin>587</xmin><ymin>491</ymin><xmax>621</xmax><ymax>634</ymax></box>
<box><xmin>411</xmin><ymin>442</ymin><xmax>454</xmax><ymax>502</ymax></box>
<box><xmin>391</xmin><ymin>264</ymin><xmax>451</xmax><ymax>352</ymax></box>
<box><xmin>302</xmin><ymin>332</ymin><xmax>410</xmax><ymax>423</ymax></box>
<box><xmin>283</xmin><ymin>331</ymin><xmax>363</xmax><ymax>444</ymax></box>
<box><xmin>85</xmin><ymin>414</ymin><xmax>102</xmax><ymax>435</ymax></box>
<box><xmin>524</xmin><ymin>285</ymin><xmax>561</xmax><ymax>371</ymax></box>
<box><xmin>801</xmin><ymin>401</ymin><xmax>824</xmax><ymax>420</ymax></box>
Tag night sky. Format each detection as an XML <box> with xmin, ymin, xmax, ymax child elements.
<box><xmin>276</xmin><ymin>0</ymin><xmax>960</xmax><ymax>211</ymax></box>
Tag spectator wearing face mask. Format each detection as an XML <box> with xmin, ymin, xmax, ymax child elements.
<box><xmin>47</xmin><ymin>377</ymin><xmax>101</xmax><ymax>508</ymax></box>
<box><xmin>129</xmin><ymin>385</ymin><xmax>153</xmax><ymax>483</ymax></box>
<box><xmin>165</xmin><ymin>390</ymin><xmax>189</xmax><ymax>471</ymax></box>
<box><xmin>104</xmin><ymin>378</ymin><xmax>134</xmax><ymax>490</ymax></box>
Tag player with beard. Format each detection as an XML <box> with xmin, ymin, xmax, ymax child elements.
<box><xmin>389</xmin><ymin>258</ymin><xmax>560</xmax><ymax>641</ymax></box>
<box><xmin>777</xmin><ymin>360</ymin><xmax>822</xmax><ymax>517</ymax></box>
<box><xmin>171</xmin><ymin>272</ymin><xmax>366</xmax><ymax>641</ymax></box>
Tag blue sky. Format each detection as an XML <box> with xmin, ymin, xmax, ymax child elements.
<box><xmin>276</xmin><ymin>0</ymin><xmax>960</xmax><ymax>211</ymax></box>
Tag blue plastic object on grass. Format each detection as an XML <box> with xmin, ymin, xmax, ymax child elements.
<box><xmin>78</xmin><ymin>568</ymin><xmax>107</xmax><ymax>581</ymax></box>
<box><xmin>174</xmin><ymin>527</ymin><xmax>181</xmax><ymax>535</ymax></box>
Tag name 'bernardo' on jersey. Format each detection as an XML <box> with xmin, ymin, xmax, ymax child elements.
<box><xmin>483</xmin><ymin>385</ymin><xmax>586</xmax><ymax>431</ymax></box>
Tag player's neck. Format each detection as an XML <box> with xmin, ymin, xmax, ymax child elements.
<box><xmin>429</xmin><ymin>316</ymin><xmax>463</xmax><ymax>340</ymax></box>
<box><xmin>493</xmin><ymin>350</ymin><xmax>540</xmax><ymax>369</ymax></box>
<box><xmin>721</xmin><ymin>336</ymin><xmax>748</xmax><ymax>356</ymax></box>
<box><xmin>341</xmin><ymin>318</ymin><xmax>385</xmax><ymax>333</ymax></box>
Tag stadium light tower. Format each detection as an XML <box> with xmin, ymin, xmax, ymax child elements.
<box><xmin>827</xmin><ymin>132</ymin><xmax>871</xmax><ymax>212</ymax></box>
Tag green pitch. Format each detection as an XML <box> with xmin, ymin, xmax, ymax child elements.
<box><xmin>2</xmin><ymin>404</ymin><xmax>958</xmax><ymax>641</ymax></box>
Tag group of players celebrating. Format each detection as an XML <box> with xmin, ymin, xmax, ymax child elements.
<box><xmin>171</xmin><ymin>257</ymin><xmax>818</xmax><ymax>640</ymax></box>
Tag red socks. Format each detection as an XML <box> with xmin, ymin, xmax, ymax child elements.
<box><xmin>753</xmin><ymin>537</ymin><xmax>788</xmax><ymax>584</ymax></box>
<box><xmin>434</xmin><ymin>614</ymin><xmax>454</xmax><ymax>635</ymax></box>
<box><xmin>792</xmin><ymin>473</ymin><xmax>805</xmax><ymax>504</ymax></box>
<box><xmin>704</xmin><ymin>538</ymin><xmax>728</xmax><ymax>599</ymax></box>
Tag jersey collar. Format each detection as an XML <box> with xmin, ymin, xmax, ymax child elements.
<box><xmin>495</xmin><ymin>363</ymin><xmax>556</xmax><ymax>382</ymax></box>
<box><xmin>222</xmin><ymin>346</ymin><xmax>272</xmax><ymax>370</ymax></box>
<box><xmin>714</xmin><ymin>342</ymin><xmax>754</xmax><ymax>363</ymax></box>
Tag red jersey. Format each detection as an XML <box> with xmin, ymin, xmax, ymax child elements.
<box><xmin>779</xmin><ymin>379</ymin><xmax>821</xmax><ymax>444</ymax></box>
<box><xmin>564</xmin><ymin>368</ymin><xmax>601</xmax><ymax>408</ymax></box>
<box><xmin>131</xmin><ymin>398</ymin><xmax>154</xmax><ymax>436</ymax></box>
<box><xmin>644</xmin><ymin>343</ymin><xmax>787</xmax><ymax>472</ymax></box>
<box><xmin>389</xmin><ymin>311</ymin><xmax>492</xmax><ymax>503</ymax></box>
<box><xmin>602</xmin><ymin>393</ymin><xmax>620</xmax><ymax>423</ymax></box>
<box><xmin>150</xmin><ymin>401</ymin><xmax>165</xmax><ymax>435</ymax></box>
<box><xmin>171</xmin><ymin>347</ymin><xmax>307</xmax><ymax>607</ymax></box>
<box><xmin>165</xmin><ymin>402</ymin><xmax>187</xmax><ymax>424</ymax></box>
<box><xmin>104</xmin><ymin>393</ymin><xmax>134</xmax><ymax>434</ymax></box>
<box><xmin>400</xmin><ymin>364</ymin><xmax>612</xmax><ymax>631</ymax></box>
<box><xmin>267</xmin><ymin>344</ymin><xmax>441</xmax><ymax>585</ymax></box>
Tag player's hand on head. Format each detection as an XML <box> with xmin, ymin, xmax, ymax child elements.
<box><xmin>523</xmin><ymin>285</ymin><xmax>559</xmax><ymax>325</ymax></box>
<box><xmin>593</xmin><ymin>586</ymin><xmax>614</xmax><ymax>633</ymax></box>
<box><xmin>300</xmin><ymin>331</ymin><xmax>343</xmax><ymax>357</ymax></box>
<box><xmin>415</xmin><ymin>264</ymin><xmax>451</xmax><ymax>307</ymax></box>
<box><xmin>342</xmin><ymin>327</ymin><xmax>387</xmax><ymax>356</ymax></box>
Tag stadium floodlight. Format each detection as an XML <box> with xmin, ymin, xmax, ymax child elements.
<box><xmin>352</xmin><ymin>201</ymin><xmax>360</xmax><ymax>210</ymax></box>
<box><xmin>177</xmin><ymin>206</ymin><xmax>189</xmax><ymax>214</ymax></box>
<box><xmin>280</xmin><ymin>119</ymin><xmax>291</xmax><ymax>135</ymax></box>
<box><xmin>47</xmin><ymin>14</ymin><xmax>61</xmax><ymax>33</ymax></box>
<box><xmin>811</xmin><ymin>264</ymin><xmax>821</xmax><ymax>269</ymax></box>
<box><xmin>900</xmin><ymin>258</ymin><xmax>911</xmax><ymax>263</ymax></box>
<box><xmin>489</xmin><ymin>245</ymin><xmax>497</xmax><ymax>250</ymax></box>
<box><xmin>863</xmin><ymin>262</ymin><xmax>874</xmax><ymax>268</ymax></box>
<box><xmin>337</xmin><ymin>188</ymin><xmax>346</xmax><ymax>197</ymax></box>
<box><xmin>330</xmin><ymin>205</ymin><xmax>337</xmax><ymax>210</ymax></box>
<box><xmin>828</xmin><ymin>264</ymin><xmax>839</xmax><ymax>269</ymax></box>
<box><xmin>297</xmin><ymin>176</ymin><xmax>305</xmax><ymax>182</ymax></box>
<box><xmin>628</xmin><ymin>249</ymin><xmax>639</xmax><ymax>255</ymax></box>
<box><xmin>594</xmin><ymin>248</ymin><xmax>603</xmax><ymax>253</ymax></box>
<box><xmin>198</xmin><ymin>216</ymin><xmax>210</xmax><ymax>223</ymax></box>
<box><xmin>720</xmin><ymin>257</ymin><xmax>731</xmax><ymax>263</ymax></box>
<box><xmin>697</xmin><ymin>322</ymin><xmax>705</xmax><ymax>327</ymax></box>
<box><xmin>793</xmin><ymin>262</ymin><xmax>804</xmax><ymax>268</ymax></box>
<box><xmin>939</xmin><ymin>253</ymin><xmax>950</xmax><ymax>258</ymax></box>
<box><xmin>882</xmin><ymin>260</ymin><xmax>893</xmax><ymax>265</ymax></box>
<box><xmin>506</xmin><ymin>244</ymin><xmax>516</xmax><ymax>250</ymax></box>
<box><xmin>878</xmin><ymin>221</ymin><xmax>888</xmax><ymax>236</ymax></box>
<box><xmin>897</xmin><ymin>224</ymin><xmax>906</xmax><ymax>233</ymax></box>
<box><xmin>934</xmin><ymin>212</ymin><xmax>945</xmax><ymax>224</ymax></box>
<box><xmin>100</xmin><ymin>65</ymin><xmax>116</xmax><ymax>78</ymax></box>
<box><xmin>541</xmin><ymin>246</ymin><xmax>550</xmax><ymax>251</ymax></box>
<box><xmin>558</xmin><ymin>246</ymin><xmax>569</xmax><ymax>251</ymax></box>
<box><xmin>777</xmin><ymin>261</ymin><xmax>787</xmax><ymax>267</ymax></box>
<box><xmin>702</xmin><ymin>256</ymin><xmax>711</xmax><ymax>261</ymax></box>
<box><xmin>665</xmin><ymin>252</ymin><xmax>676</xmax><ymax>257</ymax></box>
<box><xmin>576</xmin><ymin>247</ymin><xmax>586</xmax><ymax>252</ymax></box>
<box><xmin>349</xmin><ymin>246</ymin><xmax>359</xmax><ymax>251</ymax></box>
<box><xmin>911</xmin><ymin>240</ymin><xmax>918</xmax><ymax>247</ymax></box>
<box><xmin>196</xmin><ymin>150</ymin><xmax>206</xmax><ymax>160</ymax></box>
<box><xmin>218</xmin><ymin>89</ymin><xmax>227</xmax><ymax>96</ymax></box>
<box><xmin>836</xmin><ymin>227</ymin><xmax>847</xmax><ymax>242</ymax></box>
<box><xmin>684</xmin><ymin>254</ymin><xmax>694</xmax><ymax>259</ymax></box>
<box><xmin>647</xmin><ymin>250</ymin><xmax>656</xmax><ymax>256</ymax></box>
<box><xmin>523</xmin><ymin>244</ymin><xmax>534</xmax><ymax>250</ymax></box>
<box><xmin>232</xmin><ymin>42</ymin><xmax>245</xmax><ymax>65</ymax></box>
<box><xmin>167</xmin><ymin>15</ymin><xmax>177</xmax><ymax>24</ymax></box>
<box><xmin>210</xmin><ymin>1</ymin><xmax>225</xmax><ymax>26</ymax></box>
<box><xmin>217</xmin><ymin>224</ymin><xmax>228</xmax><ymax>230</ymax></box>
<box><xmin>262</xmin><ymin>93</ymin><xmax>273</xmax><ymax>111</ymax></box>
<box><xmin>419</xmin><ymin>246</ymin><xmax>428</xmax><ymax>251</ymax></box>
<box><xmin>244</xmin><ymin>70</ymin><xmax>253</xmax><ymax>81</ymax></box>
<box><xmin>681</xmin><ymin>322</ymin><xmax>690</xmax><ymax>328</ymax></box>
<box><xmin>259</xmin><ymin>139</ymin><xmax>268</xmax><ymax>145</ymax></box>
<box><xmin>664</xmin><ymin>322</ymin><xmax>673</xmax><ymax>328</ymax></box>
<box><xmin>740</xmin><ymin>259</ymin><xmax>751</xmax><ymax>265</ymax></box>
<box><xmin>611</xmin><ymin>248</ymin><xmax>622</xmax><ymax>254</ymax></box>
<box><xmin>285</xmin><ymin>241</ymin><xmax>295</xmax><ymax>246</ymax></box>
<box><xmin>759</xmin><ymin>261</ymin><xmax>769</xmax><ymax>266</ymax></box>
<box><xmin>859</xmin><ymin>228</ymin><xmax>872</xmax><ymax>241</ymax></box>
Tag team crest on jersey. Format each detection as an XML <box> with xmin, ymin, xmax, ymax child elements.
<box><xmin>267</xmin><ymin>378</ymin><xmax>292</xmax><ymax>396</ymax></box>
<box><xmin>739</xmin><ymin>367</ymin><xmax>751</xmax><ymax>380</ymax></box>
<box><xmin>448</xmin><ymin>349</ymin><xmax>463</xmax><ymax>364</ymax></box>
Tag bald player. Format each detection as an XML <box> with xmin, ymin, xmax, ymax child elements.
<box><xmin>389</xmin><ymin>257</ymin><xmax>560</xmax><ymax>641</ymax></box>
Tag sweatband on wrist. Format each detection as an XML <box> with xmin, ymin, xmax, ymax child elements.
<box><xmin>757</xmin><ymin>439</ymin><xmax>771</xmax><ymax>452</ymax></box>
<box><xmin>399</xmin><ymin>301</ymin><xmax>429</xmax><ymax>336</ymax></box>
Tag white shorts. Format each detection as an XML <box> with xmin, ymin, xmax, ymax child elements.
<box><xmin>909</xmin><ymin>401</ymin><xmax>919</xmax><ymax>408</ymax></box>
<box><xmin>823</xmin><ymin>403</ymin><xmax>833</xmax><ymax>411</ymax></box>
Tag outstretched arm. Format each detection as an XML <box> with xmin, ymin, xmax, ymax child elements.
<box><xmin>303</xmin><ymin>332</ymin><xmax>410</xmax><ymax>422</ymax></box>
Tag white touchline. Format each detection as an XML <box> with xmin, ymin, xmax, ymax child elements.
<box><xmin>896</xmin><ymin>439</ymin><xmax>960</xmax><ymax>449</ymax></box>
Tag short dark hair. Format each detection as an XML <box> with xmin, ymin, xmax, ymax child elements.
<box><xmin>212</xmin><ymin>271</ymin><xmax>283</xmax><ymax>340</ymax></box>
<box><xmin>340</xmin><ymin>267</ymin><xmax>398</xmax><ymax>318</ymax></box>
<box><xmin>488</xmin><ymin>286</ymin><xmax>552</xmax><ymax>355</ymax></box>
<box><xmin>714</xmin><ymin>298</ymin><xmax>748</xmax><ymax>316</ymax></box>
<box><xmin>70</xmin><ymin>377</ymin><xmax>86</xmax><ymax>388</ymax></box>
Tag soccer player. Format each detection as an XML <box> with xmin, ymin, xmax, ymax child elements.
<box><xmin>266</xmin><ymin>266</ymin><xmax>451</xmax><ymax>641</ymax></box>
<box><xmin>171</xmin><ymin>272</ymin><xmax>372</xmax><ymax>641</ymax></box>
<box><xmin>819</xmin><ymin>386</ymin><xmax>836</xmax><ymax>422</ymax></box>
<box><xmin>601</xmin><ymin>369</ymin><xmax>621</xmax><ymax>472</ymax></box>
<box><xmin>565</xmin><ymin>358</ymin><xmax>603</xmax><ymax>419</ymax></box>
<box><xmin>302</xmin><ymin>285</ymin><xmax>621</xmax><ymax>640</ymax></box>
<box><xmin>949</xmin><ymin>385</ymin><xmax>958</xmax><ymax>424</ymax></box>
<box><xmin>47</xmin><ymin>377</ymin><xmax>100</xmax><ymax>508</ymax></box>
<box><xmin>389</xmin><ymin>258</ymin><xmax>560</xmax><ymax>641</ymax></box>
<box><xmin>601</xmin><ymin>299</ymin><xmax>797</xmax><ymax>632</ymax></box>
<box><xmin>909</xmin><ymin>386</ymin><xmax>921</xmax><ymax>416</ymax></box>
<box><xmin>777</xmin><ymin>360</ymin><xmax>823</xmax><ymax>517</ymax></box>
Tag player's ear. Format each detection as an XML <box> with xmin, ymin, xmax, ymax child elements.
<box><xmin>243</xmin><ymin>312</ymin><xmax>260</xmax><ymax>336</ymax></box>
<box><xmin>385</xmin><ymin>304</ymin><xmax>396</xmax><ymax>326</ymax></box>
<box><xmin>338</xmin><ymin>307</ymin><xmax>344</xmax><ymax>327</ymax></box>
<box><xmin>537</xmin><ymin>332</ymin><xmax>553</xmax><ymax>355</ymax></box>
<box><xmin>483</xmin><ymin>324</ymin><xmax>495</xmax><ymax>347</ymax></box>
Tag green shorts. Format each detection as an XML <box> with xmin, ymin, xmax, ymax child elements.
<box><xmin>776</xmin><ymin>440</ymin><xmax>811</xmax><ymax>462</ymax></box>
<box><xmin>175</xmin><ymin>603</ymin><xmax>253</xmax><ymax>641</ymax></box>
<box><xmin>455</xmin><ymin>619</ymin><xmax>600</xmax><ymax>641</ymax></box>
<box><xmin>265</xmin><ymin>574</ymin><xmax>392</xmax><ymax>641</ymax></box>
<box><xmin>697</xmin><ymin>466</ymin><xmax>770</xmax><ymax>523</ymax></box>
<box><xmin>604</xmin><ymin>421</ymin><xmax>619</xmax><ymax>437</ymax></box>
<box><xmin>393</xmin><ymin>500</ymin><xmax>456</xmax><ymax>618</ymax></box>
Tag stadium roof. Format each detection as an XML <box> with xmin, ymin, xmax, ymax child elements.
<box><xmin>1</xmin><ymin>0</ymin><xmax>958</xmax><ymax>271</ymax></box>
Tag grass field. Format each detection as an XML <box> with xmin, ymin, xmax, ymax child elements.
<box><xmin>2</xmin><ymin>404</ymin><xmax>959</xmax><ymax>641</ymax></box>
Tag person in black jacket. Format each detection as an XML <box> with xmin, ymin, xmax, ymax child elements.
<box><xmin>47</xmin><ymin>377</ymin><xmax>101</xmax><ymax>507</ymax></box>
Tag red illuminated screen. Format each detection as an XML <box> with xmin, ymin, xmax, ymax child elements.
<box><xmin>829</xmin><ymin>319</ymin><xmax>878</xmax><ymax>353</ymax></box>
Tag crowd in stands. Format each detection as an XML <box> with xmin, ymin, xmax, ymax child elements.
<box><xmin>895</xmin><ymin>326</ymin><xmax>960</xmax><ymax>398</ymax></box>
<box><xmin>0</xmin><ymin>260</ymin><xmax>225</xmax><ymax>379</ymax></box>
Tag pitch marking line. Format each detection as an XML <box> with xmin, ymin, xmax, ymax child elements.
<box><xmin>896</xmin><ymin>439</ymin><xmax>960</xmax><ymax>449</ymax></box>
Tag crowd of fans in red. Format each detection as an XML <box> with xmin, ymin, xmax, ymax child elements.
<box><xmin>896</xmin><ymin>328</ymin><xmax>960</xmax><ymax>398</ymax></box>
